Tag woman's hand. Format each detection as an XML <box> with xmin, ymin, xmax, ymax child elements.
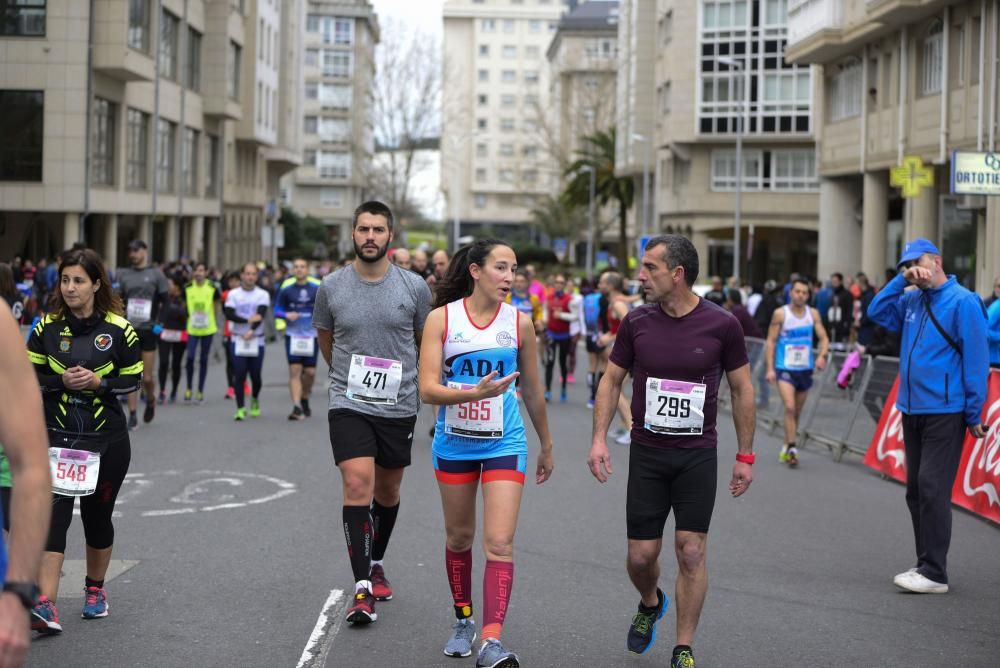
<box><xmin>473</xmin><ymin>370</ymin><xmax>519</xmax><ymax>400</ymax></box>
<box><xmin>535</xmin><ymin>447</ymin><xmax>554</xmax><ymax>484</ymax></box>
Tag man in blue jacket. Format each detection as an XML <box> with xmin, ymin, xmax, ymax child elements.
<box><xmin>867</xmin><ymin>238</ymin><xmax>989</xmax><ymax>594</ymax></box>
<box><xmin>988</xmin><ymin>299</ymin><xmax>1000</xmax><ymax>369</ymax></box>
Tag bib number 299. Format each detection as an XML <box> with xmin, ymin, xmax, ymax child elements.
<box><xmin>657</xmin><ymin>395</ymin><xmax>691</xmax><ymax>419</ymax></box>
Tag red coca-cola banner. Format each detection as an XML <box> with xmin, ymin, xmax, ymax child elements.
<box><xmin>864</xmin><ymin>370</ymin><xmax>1000</xmax><ymax>525</ymax></box>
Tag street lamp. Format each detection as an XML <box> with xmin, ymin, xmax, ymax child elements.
<box><xmin>580</xmin><ymin>165</ymin><xmax>596</xmax><ymax>279</ymax></box>
<box><xmin>631</xmin><ymin>133</ymin><xmax>651</xmax><ymax>239</ymax></box>
<box><xmin>718</xmin><ymin>56</ymin><xmax>745</xmax><ymax>284</ymax></box>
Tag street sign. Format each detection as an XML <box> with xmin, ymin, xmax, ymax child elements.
<box><xmin>950</xmin><ymin>151</ymin><xmax>1000</xmax><ymax>196</ymax></box>
<box><xmin>890</xmin><ymin>155</ymin><xmax>934</xmax><ymax>198</ymax></box>
<box><xmin>553</xmin><ymin>238</ymin><xmax>568</xmax><ymax>261</ymax></box>
<box><xmin>637</xmin><ymin>235</ymin><xmax>651</xmax><ymax>259</ymax></box>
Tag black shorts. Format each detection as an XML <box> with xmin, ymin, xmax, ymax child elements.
<box><xmin>626</xmin><ymin>444</ymin><xmax>717</xmax><ymax>538</ymax></box>
<box><xmin>137</xmin><ymin>328</ymin><xmax>158</xmax><ymax>352</ymax></box>
<box><xmin>328</xmin><ymin>408</ymin><xmax>416</xmax><ymax>469</ymax></box>
<box><xmin>585</xmin><ymin>335</ymin><xmax>605</xmax><ymax>354</ymax></box>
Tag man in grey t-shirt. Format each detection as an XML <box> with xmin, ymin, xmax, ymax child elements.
<box><xmin>116</xmin><ymin>239</ymin><xmax>168</xmax><ymax>429</ymax></box>
<box><xmin>314</xmin><ymin>201</ymin><xmax>432</xmax><ymax>626</ymax></box>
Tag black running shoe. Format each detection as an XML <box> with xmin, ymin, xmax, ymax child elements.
<box><xmin>128</xmin><ymin>412</ymin><xmax>138</xmax><ymax>431</ymax></box>
<box><xmin>671</xmin><ymin>647</ymin><xmax>696</xmax><ymax>668</ymax></box>
<box><xmin>288</xmin><ymin>405</ymin><xmax>304</xmax><ymax>421</ymax></box>
<box><xmin>143</xmin><ymin>401</ymin><xmax>155</xmax><ymax>424</ymax></box>
<box><xmin>627</xmin><ymin>588</ymin><xmax>667</xmax><ymax>655</ymax></box>
<box><xmin>300</xmin><ymin>399</ymin><xmax>311</xmax><ymax>417</ymax></box>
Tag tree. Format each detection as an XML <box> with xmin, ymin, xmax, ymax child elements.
<box><xmin>529</xmin><ymin>194</ymin><xmax>584</xmax><ymax>244</ymax></box>
<box><xmin>279</xmin><ymin>207</ymin><xmax>328</xmax><ymax>260</ymax></box>
<box><xmin>563</xmin><ymin>128</ymin><xmax>635</xmax><ymax>271</ymax></box>
<box><xmin>365</xmin><ymin>18</ymin><xmax>441</xmax><ymax>243</ymax></box>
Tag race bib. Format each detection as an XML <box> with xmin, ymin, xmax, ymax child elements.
<box><xmin>160</xmin><ymin>328</ymin><xmax>184</xmax><ymax>343</ymax></box>
<box><xmin>48</xmin><ymin>447</ymin><xmax>101</xmax><ymax>497</ymax></box>
<box><xmin>191</xmin><ymin>310</ymin><xmax>210</xmax><ymax>329</ymax></box>
<box><xmin>445</xmin><ymin>382</ymin><xmax>504</xmax><ymax>439</ymax></box>
<box><xmin>784</xmin><ymin>344</ymin><xmax>811</xmax><ymax>370</ymax></box>
<box><xmin>234</xmin><ymin>336</ymin><xmax>260</xmax><ymax>357</ymax></box>
<box><xmin>346</xmin><ymin>355</ymin><xmax>403</xmax><ymax>405</ymax></box>
<box><xmin>644</xmin><ymin>378</ymin><xmax>706</xmax><ymax>436</ymax></box>
<box><xmin>290</xmin><ymin>336</ymin><xmax>315</xmax><ymax>356</ymax></box>
<box><xmin>127</xmin><ymin>298</ymin><xmax>153</xmax><ymax>323</ymax></box>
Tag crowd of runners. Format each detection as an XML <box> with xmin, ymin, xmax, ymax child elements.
<box><xmin>1</xmin><ymin>200</ymin><xmax>998</xmax><ymax>668</ymax></box>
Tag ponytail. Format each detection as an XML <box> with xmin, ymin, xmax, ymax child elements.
<box><xmin>433</xmin><ymin>239</ymin><xmax>510</xmax><ymax>308</ymax></box>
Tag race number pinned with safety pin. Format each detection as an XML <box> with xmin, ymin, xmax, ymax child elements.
<box><xmin>783</xmin><ymin>344</ymin><xmax>811</xmax><ymax>370</ymax></box>
<box><xmin>445</xmin><ymin>382</ymin><xmax>504</xmax><ymax>439</ymax></box>
<box><xmin>346</xmin><ymin>355</ymin><xmax>403</xmax><ymax>404</ymax></box>
<box><xmin>644</xmin><ymin>378</ymin><xmax>706</xmax><ymax>436</ymax></box>
<box><xmin>191</xmin><ymin>310</ymin><xmax>210</xmax><ymax>329</ymax></box>
<box><xmin>289</xmin><ymin>336</ymin><xmax>315</xmax><ymax>357</ymax></box>
<box><xmin>126</xmin><ymin>298</ymin><xmax>153</xmax><ymax>324</ymax></box>
<box><xmin>234</xmin><ymin>336</ymin><xmax>260</xmax><ymax>357</ymax></box>
<box><xmin>48</xmin><ymin>447</ymin><xmax>101</xmax><ymax>497</ymax></box>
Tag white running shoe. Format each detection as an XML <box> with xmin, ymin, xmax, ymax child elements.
<box><xmin>615</xmin><ymin>431</ymin><xmax>632</xmax><ymax>446</ymax></box>
<box><xmin>893</xmin><ymin>570</ymin><xmax>948</xmax><ymax>593</ymax></box>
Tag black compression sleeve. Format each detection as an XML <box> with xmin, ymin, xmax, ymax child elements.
<box><xmin>224</xmin><ymin>306</ymin><xmax>248</xmax><ymax>324</ymax></box>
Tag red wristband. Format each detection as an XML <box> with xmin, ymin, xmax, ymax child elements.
<box><xmin>736</xmin><ymin>453</ymin><xmax>755</xmax><ymax>465</ymax></box>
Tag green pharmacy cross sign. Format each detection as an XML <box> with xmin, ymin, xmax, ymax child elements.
<box><xmin>890</xmin><ymin>155</ymin><xmax>934</xmax><ymax>199</ymax></box>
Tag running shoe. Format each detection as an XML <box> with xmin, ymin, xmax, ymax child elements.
<box><xmin>301</xmin><ymin>399</ymin><xmax>311</xmax><ymax>417</ymax></box>
<box><xmin>82</xmin><ymin>586</ymin><xmax>109</xmax><ymax>619</ymax></box>
<box><xmin>345</xmin><ymin>588</ymin><xmax>377</xmax><ymax>624</ymax></box>
<box><xmin>31</xmin><ymin>596</ymin><xmax>63</xmax><ymax>635</ymax></box>
<box><xmin>443</xmin><ymin>619</ymin><xmax>477</xmax><ymax>658</ymax></box>
<box><xmin>787</xmin><ymin>447</ymin><xmax>799</xmax><ymax>467</ymax></box>
<box><xmin>370</xmin><ymin>564</ymin><xmax>393</xmax><ymax>601</ymax></box>
<box><xmin>157</xmin><ymin>392</ymin><xmax>166</xmax><ymax>405</ymax></box>
<box><xmin>127</xmin><ymin>412</ymin><xmax>138</xmax><ymax>431</ymax></box>
<box><xmin>560</xmin><ymin>391</ymin><xmax>567</xmax><ymax>403</ymax></box>
<box><xmin>288</xmin><ymin>405</ymin><xmax>304</xmax><ymax>421</ymax></box>
<box><xmin>196</xmin><ymin>392</ymin><xmax>204</xmax><ymax>405</ymax></box>
<box><xmin>567</xmin><ymin>373</ymin><xmax>575</xmax><ymax>384</ymax></box>
<box><xmin>168</xmin><ymin>393</ymin><xmax>177</xmax><ymax>404</ymax></box>
<box><xmin>671</xmin><ymin>647</ymin><xmax>696</xmax><ymax>668</ymax></box>
<box><xmin>143</xmin><ymin>400</ymin><xmax>155</xmax><ymax>424</ymax></box>
<box><xmin>627</xmin><ymin>588</ymin><xmax>667</xmax><ymax>655</ymax></box>
<box><xmin>893</xmin><ymin>570</ymin><xmax>948</xmax><ymax>593</ymax></box>
<box><xmin>234</xmin><ymin>407</ymin><xmax>246</xmax><ymax>421</ymax></box>
<box><xmin>250</xmin><ymin>398</ymin><xmax>261</xmax><ymax>418</ymax></box>
<box><xmin>615</xmin><ymin>431</ymin><xmax>632</xmax><ymax>446</ymax></box>
<box><xmin>586</xmin><ymin>399</ymin><xmax>595</xmax><ymax>409</ymax></box>
<box><xmin>779</xmin><ymin>446</ymin><xmax>790</xmax><ymax>463</ymax></box>
<box><xmin>225</xmin><ymin>386</ymin><xmax>235</xmax><ymax>399</ymax></box>
<box><xmin>184</xmin><ymin>389</ymin><xmax>193</xmax><ymax>404</ymax></box>
<box><xmin>476</xmin><ymin>639</ymin><xmax>519</xmax><ymax>668</ymax></box>
<box><xmin>544</xmin><ymin>391</ymin><xmax>551</xmax><ymax>402</ymax></box>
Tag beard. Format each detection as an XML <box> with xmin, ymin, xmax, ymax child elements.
<box><xmin>354</xmin><ymin>239</ymin><xmax>389</xmax><ymax>264</ymax></box>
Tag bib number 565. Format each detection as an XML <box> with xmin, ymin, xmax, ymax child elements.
<box><xmin>457</xmin><ymin>400</ymin><xmax>491</xmax><ymax>421</ymax></box>
<box><xmin>657</xmin><ymin>396</ymin><xmax>691</xmax><ymax>419</ymax></box>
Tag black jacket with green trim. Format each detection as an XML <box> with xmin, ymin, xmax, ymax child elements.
<box><xmin>27</xmin><ymin>310</ymin><xmax>143</xmax><ymax>439</ymax></box>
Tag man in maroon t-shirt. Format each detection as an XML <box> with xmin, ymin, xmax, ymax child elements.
<box><xmin>588</xmin><ymin>235</ymin><xmax>757</xmax><ymax>668</ymax></box>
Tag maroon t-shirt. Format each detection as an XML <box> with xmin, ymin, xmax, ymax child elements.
<box><xmin>609</xmin><ymin>299</ymin><xmax>748</xmax><ymax>449</ymax></box>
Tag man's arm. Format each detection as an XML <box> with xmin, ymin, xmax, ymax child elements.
<box><xmin>587</xmin><ymin>361</ymin><xmax>629</xmax><ymax>483</ymax></box>
<box><xmin>0</xmin><ymin>302</ymin><xmax>51</xmax><ymax>664</ymax></box>
<box><xmin>764</xmin><ymin>308</ymin><xmax>783</xmax><ymax>379</ymax></box>
<box><xmin>727</xmin><ymin>364</ymin><xmax>756</xmax><ymax>455</ymax></box>
<box><xmin>987</xmin><ymin>301</ymin><xmax>1000</xmax><ymax>345</ymax></box>
<box><xmin>958</xmin><ymin>296</ymin><xmax>990</xmax><ymax>430</ymax></box>
<box><xmin>811</xmin><ymin>307</ymin><xmax>830</xmax><ymax>367</ymax></box>
<box><xmin>316</xmin><ymin>327</ymin><xmax>333</xmax><ymax>367</ymax></box>
<box><xmin>866</xmin><ymin>273</ymin><xmax>908</xmax><ymax>332</ymax></box>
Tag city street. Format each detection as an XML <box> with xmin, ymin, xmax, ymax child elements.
<box><xmin>25</xmin><ymin>343</ymin><xmax>1000</xmax><ymax>667</ymax></box>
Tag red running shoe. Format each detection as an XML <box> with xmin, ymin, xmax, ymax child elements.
<box><xmin>225</xmin><ymin>386</ymin><xmax>235</xmax><ymax>399</ymax></box>
<box><xmin>346</xmin><ymin>588</ymin><xmax>377</xmax><ymax>624</ymax></box>
<box><xmin>370</xmin><ymin>564</ymin><xmax>393</xmax><ymax>601</ymax></box>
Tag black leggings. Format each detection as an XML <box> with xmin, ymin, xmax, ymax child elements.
<box><xmin>185</xmin><ymin>334</ymin><xmax>214</xmax><ymax>393</ymax></box>
<box><xmin>158</xmin><ymin>340</ymin><xmax>186</xmax><ymax>397</ymax></box>
<box><xmin>545</xmin><ymin>335</ymin><xmax>571</xmax><ymax>393</ymax></box>
<box><xmin>223</xmin><ymin>337</ymin><xmax>235</xmax><ymax>390</ymax></box>
<box><xmin>230</xmin><ymin>341</ymin><xmax>265</xmax><ymax>409</ymax></box>
<box><xmin>47</xmin><ymin>433</ymin><xmax>131</xmax><ymax>553</ymax></box>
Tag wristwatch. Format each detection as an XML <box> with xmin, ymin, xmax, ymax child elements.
<box><xmin>2</xmin><ymin>582</ymin><xmax>39</xmax><ymax>610</ymax></box>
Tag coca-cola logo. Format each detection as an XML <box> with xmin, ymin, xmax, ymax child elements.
<box><xmin>962</xmin><ymin>397</ymin><xmax>1000</xmax><ymax>508</ymax></box>
<box><xmin>875</xmin><ymin>404</ymin><xmax>906</xmax><ymax>470</ymax></box>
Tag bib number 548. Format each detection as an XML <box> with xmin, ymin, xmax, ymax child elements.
<box><xmin>55</xmin><ymin>462</ymin><xmax>88</xmax><ymax>481</ymax></box>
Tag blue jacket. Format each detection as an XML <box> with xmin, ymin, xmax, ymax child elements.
<box><xmin>988</xmin><ymin>299</ymin><xmax>1000</xmax><ymax>367</ymax></box>
<box><xmin>867</xmin><ymin>274</ymin><xmax>989</xmax><ymax>426</ymax></box>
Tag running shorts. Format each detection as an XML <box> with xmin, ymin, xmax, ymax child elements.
<box><xmin>626</xmin><ymin>444</ymin><xmax>717</xmax><ymax>538</ymax></box>
<box><xmin>328</xmin><ymin>408</ymin><xmax>416</xmax><ymax>469</ymax></box>
<box><xmin>433</xmin><ymin>453</ymin><xmax>527</xmax><ymax>486</ymax></box>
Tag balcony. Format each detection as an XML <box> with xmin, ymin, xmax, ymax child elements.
<box><xmin>91</xmin><ymin>0</ymin><xmax>155</xmax><ymax>82</ymax></box>
<box><xmin>785</xmin><ymin>0</ymin><xmax>883</xmax><ymax>64</ymax></box>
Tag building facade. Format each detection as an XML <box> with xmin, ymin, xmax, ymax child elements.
<box><xmin>0</xmin><ymin>0</ymin><xmax>301</xmax><ymax>270</ymax></box>
<box><xmin>442</xmin><ymin>0</ymin><xmax>569</xmax><ymax>244</ymax></box>
<box><xmin>786</xmin><ymin>0</ymin><xmax>1000</xmax><ymax>293</ymax></box>
<box><xmin>620</xmin><ymin>0</ymin><xmax>821</xmax><ymax>284</ymax></box>
<box><xmin>282</xmin><ymin>0</ymin><xmax>378</xmax><ymax>259</ymax></box>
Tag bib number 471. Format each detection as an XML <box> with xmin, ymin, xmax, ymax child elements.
<box><xmin>657</xmin><ymin>396</ymin><xmax>691</xmax><ymax>419</ymax></box>
<box><xmin>363</xmin><ymin>370</ymin><xmax>387</xmax><ymax>391</ymax></box>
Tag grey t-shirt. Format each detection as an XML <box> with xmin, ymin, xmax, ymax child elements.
<box><xmin>116</xmin><ymin>265</ymin><xmax>168</xmax><ymax>329</ymax></box>
<box><xmin>313</xmin><ymin>263</ymin><xmax>433</xmax><ymax>417</ymax></box>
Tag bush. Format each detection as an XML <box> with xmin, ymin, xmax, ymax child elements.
<box><xmin>511</xmin><ymin>244</ymin><xmax>558</xmax><ymax>266</ymax></box>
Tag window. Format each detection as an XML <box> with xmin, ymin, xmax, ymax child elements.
<box><xmin>322</xmin><ymin>50</ymin><xmax>352</xmax><ymax>77</ymax></box>
<box><xmin>1</xmin><ymin>0</ymin><xmax>46</xmax><ymax>37</ymax></box>
<box><xmin>528</xmin><ymin>20</ymin><xmax>541</xmax><ymax>33</ymax></box>
<box><xmin>502</xmin><ymin>19</ymin><xmax>515</xmax><ymax>33</ymax></box>
<box><xmin>711</xmin><ymin>150</ymin><xmax>762</xmax><ymax>191</ymax></box>
<box><xmin>524</xmin><ymin>70</ymin><xmax>539</xmax><ymax>84</ymax></box>
<box><xmin>228</xmin><ymin>41</ymin><xmax>241</xmax><ymax>100</ymax></box>
<box><xmin>659</xmin><ymin>82</ymin><xmax>671</xmax><ymax>115</ymax></box>
<box><xmin>501</xmin><ymin>70</ymin><xmax>516</xmax><ymax>83</ymax></box>
<box><xmin>321</xmin><ymin>187</ymin><xmax>345</xmax><ymax>208</ymax></box>
<box><xmin>481</xmin><ymin>19</ymin><xmax>495</xmax><ymax>32</ymax></box>
<box><xmin>501</xmin><ymin>94</ymin><xmax>515</xmax><ymax>108</ymax></box>
<box><xmin>306</xmin><ymin>14</ymin><xmax>319</xmax><ymax>32</ymax></box>
<box><xmin>500</xmin><ymin>118</ymin><xmax>515</xmax><ymax>132</ymax></box>
<box><xmin>318</xmin><ymin>83</ymin><xmax>352</xmax><ymax>108</ymax></box>
<box><xmin>334</xmin><ymin>18</ymin><xmax>353</xmax><ymax>45</ymax></box>
<box><xmin>499</xmin><ymin>143</ymin><xmax>514</xmax><ymax>156</ymax></box>
<box><xmin>126</xmin><ymin>108</ymin><xmax>149</xmax><ymax>189</ymax></box>
<box><xmin>182</xmin><ymin>127</ymin><xmax>199</xmax><ymax>195</ymax></box>
<box><xmin>478</xmin><ymin>94</ymin><xmax>488</xmax><ymax>106</ymax></box>
<box><xmin>475</xmin><ymin>168</ymin><xmax>487</xmax><ymax>182</ymax></box>
<box><xmin>305</xmin><ymin>81</ymin><xmax>318</xmax><ymax>99</ymax></box>
<box><xmin>971</xmin><ymin>16</ymin><xmax>981</xmax><ymax>83</ymax></box>
<box><xmin>502</xmin><ymin>45</ymin><xmax>516</xmax><ymax>59</ymax></box>
<box><xmin>305</xmin><ymin>48</ymin><xmax>319</xmax><ymax>66</ymax></box>
<box><xmin>92</xmin><ymin>98</ymin><xmax>116</xmax><ymax>186</ymax></box>
<box><xmin>128</xmin><ymin>0</ymin><xmax>149</xmax><ymax>51</ymax></box>
<box><xmin>953</xmin><ymin>24</ymin><xmax>965</xmax><ymax>84</ymax></box>
<box><xmin>186</xmin><ymin>28</ymin><xmax>202</xmax><ymax>91</ymax></box>
<box><xmin>522</xmin><ymin>145</ymin><xmax>537</xmax><ymax>157</ymax></box>
<box><xmin>477</xmin><ymin>118</ymin><xmax>487</xmax><ymax>130</ymax></box>
<box><xmin>525</xmin><ymin>46</ymin><xmax>539</xmax><ymax>59</ymax></box>
<box><xmin>524</xmin><ymin>93</ymin><xmax>538</xmax><ymax>106</ymax></box>
<box><xmin>318</xmin><ymin>117</ymin><xmax>350</xmax><ymax>141</ymax></box>
<box><xmin>523</xmin><ymin>169</ymin><xmax>537</xmax><ymax>183</ymax></box>
<box><xmin>304</xmin><ymin>116</ymin><xmax>318</xmax><ymax>134</ymax></box>
<box><xmin>474</xmin><ymin>194</ymin><xmax>487</xmax><ymax>208</ymax></box>
<box><xmin>478</xmin><ymin>69</ymin><xmax>489</xmax><ymax>82</ymax></box>
<box><xmin>922</xmin><ymin>21</ymin><xmax>943</xmax><ymax>95</ymax></box>
<box><xmin>156</xmin><ymin>119</ymin><xmax>176</xmax><ymax>192</ymax></box>
<box><xmin>159</xmin><ymin>10</ymin><xmax>179</xmax><ymax>80</ymax></box>
<box><xmin>0</xmin><ymin>90</ymin><xmax>43</xmax><ymax>181</ymax></box>
<box><xmin>771</xmin><ymin>149</ymin><xmax>818</xmax><ymax>191</ymax></box>
<box><xmin>585</xmin><ymin>38</ymin><xmax>616</xmax><ymax>59</ymax></box>
<box><xmin>303</xmin><ymin>149</ymin><xmax>316</xmax><ymax>166</ymax></box>
<box><xmin>258</xmin><ymin>18</ymin><xmax>265</xmax><ymax>59</ymax></box>
<box><xmin>828</xmin><ymin>58</ymin><xmax>861</xmax><ymax>121</ymax></box>
<box><xmin>660</xmin><ymin>9</ymin><xmax>673</xmax><ymax>45</ymax></box>
<box><xmin>499</xmin><ymin>169</ymin><xmax>514</xmax><ymax>183</ymax></box>
<box><xmin>479</xmin><ymin>44</ymin><xmax>489</xmax><ymax>57</ymax></box>
<box><xmin>205</xmin><ymin>134</ymin><xmax>218</xmax><ymax>196</ymax></box>
<box><xmin>317</xmin><ymin>151</ymin><xmax>351</xmax><ymax>179</ymax></box>
<box><xmin>763</xmin><ymin>0</ymin><xmax>787</xmax><ymax>26</ymax></box>
<box><xmin>702</xmin><ymin>0</ymin><xmax>750</xmax><ymax>29</ymax></box>
<box><xmin>476</xmin><ymin>143</ymin><xmax>488</xmax><ymax>157</ymax></box>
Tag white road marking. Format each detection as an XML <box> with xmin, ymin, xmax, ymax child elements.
<box><xmin>296</xmin><ymin>589</ymin><xmax>347</xmax><ymax>668</ymax></box>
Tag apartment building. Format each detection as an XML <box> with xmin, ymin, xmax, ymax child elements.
<box><xmin>283</xmin><ymin>0</ymin><xmax>378</xmax><ymax>259</ymax></box>
<box><xmin>0</xmin><ymin>0</ymin><xmax>302</xmax><ymax>270</ymax></box>
<box><xmin>618</xmin><ymin>0</ymin><xmax>820</xmax><ymax>284</ymax></box>
<box><xmin>442</xmin><ymin>0</ymin><xmax>569</xmax><ymax>244</ymax></box>
<box><xmin>786</xmin><ymin>0</ymin><xmax>1000</xmax><ymax>293</ymax></box>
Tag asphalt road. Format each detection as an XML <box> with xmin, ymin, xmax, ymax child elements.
<box><xmin>26</xmin><ymin>342</ymin><xmax>1000</xmax><ymax>667</ymax></box>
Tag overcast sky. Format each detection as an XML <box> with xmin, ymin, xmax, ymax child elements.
<box><xmin>371</xmin><ymin>0</ymin><xmax>444</xmax><ymax>38</ymax></box>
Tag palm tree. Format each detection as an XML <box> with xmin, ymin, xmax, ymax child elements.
<box><xmin>529</xmin><ymin>194</ymin><xmax>584</xmax><ymax>246</ymax></box>
<box><xmin>563</xmin><ymin>127</ymin><xmax>635</xmax><ymax>272</ymax></box>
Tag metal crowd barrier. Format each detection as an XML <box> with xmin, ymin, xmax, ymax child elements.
<box><xmin>719</xmin><ymin>337</ymin><xmax>900</xmax><ymax>464</ymax></box>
